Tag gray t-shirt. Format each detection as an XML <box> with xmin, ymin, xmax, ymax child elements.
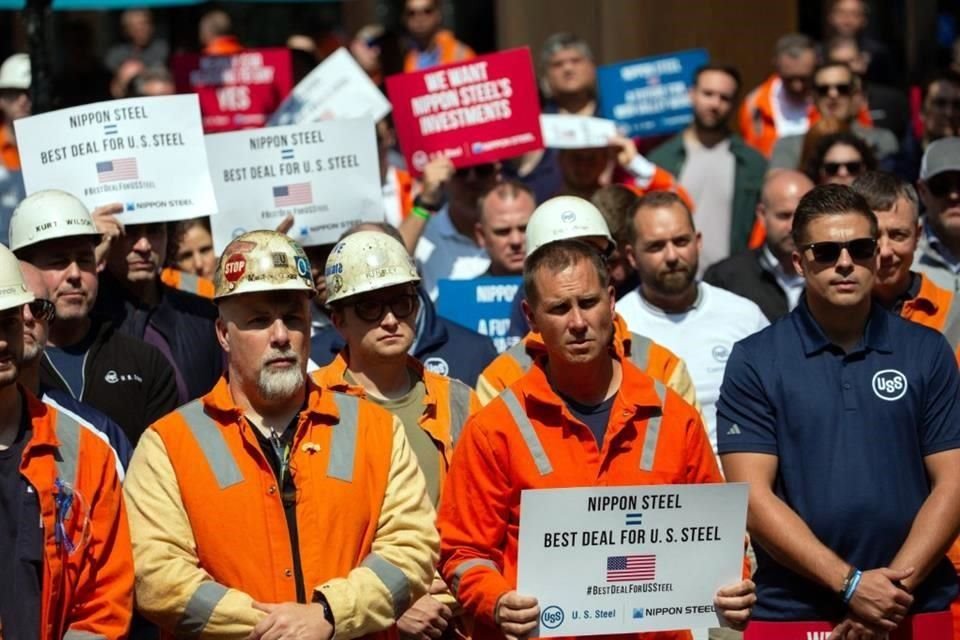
<box><xmin>679</xmin><ymin>136</ymin><xmax>736</xmax><ymax>274</ymax></box>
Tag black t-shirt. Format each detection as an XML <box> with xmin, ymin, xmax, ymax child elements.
<box><xmin>560</xmin><ymin>393</ymin><xmax>616</xmax><ymax>447</ymax></box>
<box><xmin>0</xmin><ymin>405</ymin><xmax>41</xmax><ymax>639</ymax></box>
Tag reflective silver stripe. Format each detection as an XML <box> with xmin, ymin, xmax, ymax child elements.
<box><xmin>450</xmin><ymin>558</ymin><xmax>499</xmax><ymax>597</ymax></box>
<box><xmin>448</xmin><ymin>379</ymin><xmax>472</xmax><ymax>445</ymax></box>
<box><xmin>506</xmin><ymin>341</ymin><xmax>533</xmax><ymax>369</ymax></box>
<box><xmin>639</xmin><ymin>381</ymin><xmax>666</xmax><ymax>472</ymax></box>
<box><xmin>64</xmin><ymin>631</ymin><xmax>107</xmax><ymax>640</ymax></box>
<box><xmin>500</xmin><ymin>389</ymin><xmax>552</xmax><ymax>476</ymax></box>
<box><xmin>328</xmin><ymin>393</ymin><xmax>359</xmax><ymax>482</ymax></box>
<box><xmin>54</xmin><ymin>410</ymin><xmax>82</xmax><ymax>485</ymax></box>
<box><xmin>179</xmin><ymin>272</ymin><xmax>201</xmax><ymax>295</ymax></box>
<box><xmin>180</xmin><ymin>400</ymin><xmax>244</xmax><ymax>490</ymax></box>
<box><xmin>943</xmin><ymin>295</ymin><xmax>960</xmax><ymax>350</ymax></box>
<box><xmin>628</xmin><ymin>333</ymin><xmax>652</xmax><ymax>370</ymax></box>
<box><xmin>362</xmin><ymin>553</ymin><xmax>411</xmax><ymax>617</ymax></box>
<box><xmin>176</xmin><ymin>581</ymin><xmax>229</xmax><ymax>637</ymax></box>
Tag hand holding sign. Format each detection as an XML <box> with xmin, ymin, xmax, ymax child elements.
<box><xmin>495</xmin><ymin>592</ymin><xmax>540</xmax><ymax>640</ymax></box>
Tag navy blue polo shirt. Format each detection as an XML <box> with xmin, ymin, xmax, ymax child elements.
<box><xmin>717</xmin><ymin>299</ymin><xmax>960</xmax><ymax>621</ymax></box>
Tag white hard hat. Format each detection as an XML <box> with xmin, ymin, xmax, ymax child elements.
<box><xmin>0</xmin><ymin>242</ymin><xmax>34</xmax><ymax>312</ymax></box>
<box><xmin>324</xmin><ymin>230</ymin><xmax>420</xmax><ymax>305</ymax></box>
<box><xmin>524</xmin><ymin>195</ymin><xmax>614</xmax><ymax>258</ymax></box>
<box><xmin>0</xmin><ymin>54</ymin><xmax>30</xmax><ymax>91</ymax></box>
<box><xmin>9</xmin><ymin>189</ymin><xmax>99</xmax><ymax>254</ymax></box>
<box><xmin>213</xmin><ymin>230</ymin><xmax>316</xmax><ymax>300</ymax></box>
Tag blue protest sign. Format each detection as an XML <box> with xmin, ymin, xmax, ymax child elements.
<box><xmin>437</xmin><ymin>276</ymin><xmax>523</xmax><ymax>353</ymax></box>
<box><xmin>597</xmin><ymin>49</ymin><xmax>709</xmax><ymax>138</ymax></box>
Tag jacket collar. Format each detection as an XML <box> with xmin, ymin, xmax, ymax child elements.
<box><xmin>202</xmin><ymin>375</ymin><xmax>340</xmax><ymax>425</ymax></box>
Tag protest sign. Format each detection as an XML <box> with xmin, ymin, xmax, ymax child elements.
<box><xmin>436</xmin><ymin>276</ymin><xmax>523</xmax><ymax>353</ymax></box>
<box><xmin>206</xmin><ymin>118</ymin><xmax>383</xmax><ymax>252</ymax></box>
<box><xmin>172</xmin><ymin>48</ymin><xmax>293</xmax><ymax>133</ymax></box>
<box><xmin>598</xmin><ymin>49</ymin><xmax>709</xmax><ymax>138</ymax></box>
<box><xmin>518</xmin><ymin>483</ymin><xmax>747</xmax><ymax>637</ymax></box>
<box><xmin>268</xmin><ymin>47</ymin><xmax>392</xmax><ymax>126</ymax></box>
<box><xmin>540</xmin><ymin>114</ymin><xmax>618</xmax><ymax>149</ymax></box>
<box><xmin>15</xmin><ymin>95</ymin><xmax>217</xmax><ymax>225</ymax></box>
<box><xmin>386</xmin><ymin>47</ymin><xmax>542</xmax><ymax>174</ymax></box>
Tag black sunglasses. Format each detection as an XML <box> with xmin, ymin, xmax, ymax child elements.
<box><xmin>822</xmin><ymin>160</ymin><xmax>863</xmax><ymax>177</ymax></box>
<box><xmin>455</xmin><ymin>164</ymin><xmax>497</xmax><ymax>180</ymax></box>
<box><xmin>815</xmin><ymin>82</ymin><xmax>854</xmax><ymax>97</ymax></box>
<box><xmin>26</xmin><ymin>298</ymin><xmax>55</xmax><ymax>322</ymax></box>
<box><xmin>926</xmin><ymin>173</ymin><xmax>960</xmax><ymax>199</ymax></box>
<box><xmin>352</xmin><ymin>293</ymin><xmax>418</xmax><ymax>323</ymax></box>
<box><xmin>802</xmin><ymin>238</ymin><xmax>877</xmax><ymax>263</ymax></box>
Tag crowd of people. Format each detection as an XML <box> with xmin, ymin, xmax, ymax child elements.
<box><xmin>3</xmin><ymin>0</ymin><xmax>960</xmax><ymax>639</ymax></box>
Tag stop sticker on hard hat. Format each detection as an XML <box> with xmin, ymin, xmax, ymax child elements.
<box><xmin>224</xmin><ymin>254</ymin><xmax>247</xmax><ymax>282</ymax></box>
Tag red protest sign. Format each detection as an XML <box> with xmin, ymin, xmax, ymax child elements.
<box><xmin>386</xmin><ymin>47</ymin><xmax>543</xmax><ymax>175</ymax></box>
<box><xmin>172</xmin><ymin>48</ymin><xmax>293</xmax><ymax>133</ymax></box>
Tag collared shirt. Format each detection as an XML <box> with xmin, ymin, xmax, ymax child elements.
<box><xmin>758</xmin><ymin>245</ymin><xmax>805</xmax><ymax>310</ymax></box>
<box><xmin>414</xmin><ymin>206</ymin><xmax>491</xmax><ymax>300</ymax></box>
<box><xmin>889</xmin><ymin>271</ymin><xmax>924</xmax><ymax>314</ymax></box>
<box><xmin>717</xmin><ymin>298</ymin><xmax>960</xmax><ymax>621</ymax></box>
<box><xmin>616</xmin><ymin>282</ymin><xmax>770</xmax><ymax>451</ymax></box>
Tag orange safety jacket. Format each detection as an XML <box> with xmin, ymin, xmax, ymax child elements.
<box><xmin>124</xmin><ymin>376</ymin><xmax>438</xmax><ymax>639</ymax></box>
<box><xmin>311</xmin><ymin>350</ymin><xmax>481</xmax><ymax>493</ymax></box>
<box><xmin>403</xmin><ymin>30</ymin><xmax>475</xmax><ymax>72</ymax></box>
<box><xmin>476</xmin><ymin>313</ymin><xmax>699</xmax><ymax>413</ymax></box>
<box><xmin>159</xmin><ymin>267</ymin><xmax>216</xmax><ymax>299</ymax></box>
<box><xmin>203</xmin><ymin>35</ymin><xmax>244</xmax><ymax>56</ymax></box>
<box><xmin>19</xmin><ymin>388</ymin><xmax>133</xmax><ymax>640</ymax></box>
<box><xmin>438</xmin><ymin>358</ymin><xmax>722</xmax><ymax>640</ymax></box>
<box><xmin>739</xmin><ymin>75</ymin><xmax>788</xmax><ymax>158</ymax></box>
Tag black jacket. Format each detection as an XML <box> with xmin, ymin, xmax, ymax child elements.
<box><xmin>40</xmin><ymin>318</ymin><xmax>179</xmax><ymax>444</ymax></box>
<box><xmin>703</xmin><ymin>249</ymin><xmax>792</xmax><ymax>322</ymax></box>
<box><xmin>95</xmin><ymin>274</ymin><xmax>223</xmax><ymax>403</ymax></box>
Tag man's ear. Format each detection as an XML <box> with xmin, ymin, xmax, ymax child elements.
<box><xmin>521</xmin><ymin>297</ymin><xmax>537</xmax><ymax>335</ymax></box>
<box><xmin>215</xmin><ymin>316</ymin><xmax>230</xmax><ymax>353</ymax></box>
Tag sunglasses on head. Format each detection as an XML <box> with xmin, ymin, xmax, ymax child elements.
<box><xmin>802</xmin><ymin>238</ymin><xmax>877</xmax><ymax>263</ymax></box>
<box><xmin>815</xmin><ymin>82</ymin><xmax>854</xmax><ymax>97</ymax></box>
<box><xmin>455</xmin><ymin>164</ymin><xmax>497</xmax><ymax>180</ymax></box>
<box><xmin>822</xmin><ymin>160</ymin><xmax>863</xmax><ymax>177</ymax></box>
<box><xmin>351</xmin><ymin>293</ymin><xmax>418</xmax><ymax>323</ymax></box>
<box><xmin>926</xmin><ymin>173</ymin><xmax>960</xmax><ymax>198</ymax></box>
<box><xmin>26</xmin><ymin>298</ymin><xmax>55</xmax><ymax>322</ymax></box>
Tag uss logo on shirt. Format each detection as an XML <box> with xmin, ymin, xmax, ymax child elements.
<box><xmin>872</xmin><ymin>369</ymin><xmax>908</xmax><ymax>401</ymax></box>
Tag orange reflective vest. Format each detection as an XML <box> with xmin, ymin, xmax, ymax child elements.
<box><xmin>311</xmin><ymin>350</ymin><xmax>481</xmax><ymax>493</ymax></box>
<box><xmin>19</xmin><ymin>388</ymin><xmax>133</xmax><ymax>640</ymax></box>
<box><xmin>739</xmin><ymin>75</ymin><xmax>788</xmax><ymax>158</ymax></box>
<box><xmin>439</xmin><ymin>358</ymin><xmax>720</xmax><ymax>640</ymax></box>
<box><xmin>623</xmin><ymin>165</ymin><xmax>695</xmax><ymax>213</ymax></box>
<box><xmin>403</xmin><ymin>30</ymin><xmax>475</xmax><ymax>72</ymax></box>
<box><xmin>124</xmin><ymin>376</ymin><xmax>438</xmax><ymax>639</ymax></box>
<box><xmin>476</xmin><ymin>313</ymin><xmax>699</xmax><ymax>413</ymax></box>
<box><xmin>159</xmin><ymin>267</ymin><xmax>216</xmax><ymax>299</ymax></box>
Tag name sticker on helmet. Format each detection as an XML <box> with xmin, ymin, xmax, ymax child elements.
<box><xmin>224</xmin><ymin>254</ymin><xmax>247</xmax><ymax>282</ymax></box>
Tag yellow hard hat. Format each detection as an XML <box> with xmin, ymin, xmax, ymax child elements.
<box><xmin>213</xmin><ymin>230</ymin><xmax>316</xmax><ymax>300</ymax></box>
<box><xmin>324</xmin><ymin>230</ymin><xmax>420</xmax><ymax>305</ymax></box>
<box><xmin>0</xmin><ymin>242</ymin><xmax>34</xmax><ymax>312</ymax></box>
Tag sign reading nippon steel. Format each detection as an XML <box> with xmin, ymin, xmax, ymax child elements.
<box><xmin>436</xmin><ymin>276</ymin><xmax>523</xmax><ymax>353</ymax></box>
<box><xmin>597</xmin><ymin>49</ymin><xmax>709</xmax><ymax>138</ymax></box>
<box><xmin>517</xmin><ymin>483</ymin><xmax>747</xmax><ymax>636</ymax></box>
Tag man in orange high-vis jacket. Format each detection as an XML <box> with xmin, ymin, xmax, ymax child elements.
<box><xmin>124</xmin><ymin>230</ymin><xmax>438</xmax><ymax>640</ymax></box>
<box><xmin>738</xmin><ymin>34</ymin><xmax>817</xmax><ymax>158</ymax></box>
<box><xmin>478</xmin><ymin>195</ymin><xmax>699</xmax><ymax>410</ymax></box>
<box><xmin>0</xmin><ymin>243</ymin><xmax>133</xmax><ymax>640</ymax></box>
<box><xmin>402</xmin><ymin>0</ymin><xmax>474</xmax><ymax>72</ymax></box>
<box><xmin>160</xmin><ymin>266</ymin><xmax>216</xmax><ymax>299</ymax></box>
<box><xmin>315</xmin><ymin>227</ymin><xmax>481</xmax><ymax>640</ymax></box>
<box><xmin>438</xmin><ymin>240</ymin><xmax>755</xmax><ymax>640</ymax></box>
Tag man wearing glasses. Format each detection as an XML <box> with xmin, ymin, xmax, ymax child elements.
<box><xmin>718</xmin><ymin>184</ymin><xmax>960</xmax><ymax>639</ymax></box>
<box><xmin>769</xmin><ymin>62</ymin><xmax>898</xmax><ymax>171</ymax></box>
<box><xmin>402</xmin><ymin>0</ymin><xmax>474</xmax><ymax>73</ymax></box>
<box><xmin>915</xmin><ymin>137</ymin><xmax>960</xmax><ymax>293</ymax></box>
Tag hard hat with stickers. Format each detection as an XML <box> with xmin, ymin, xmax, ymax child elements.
<box><xmin>324</xmin><ymin>230</ymin><xmax>420</xmax><ymax>305</ymax></box>
<box><xmin>213</xmin><ymin>230</ymin><xmax>316</xmax><ymax>300</ymax></box>
<box><xmin>8</xmin><ymin>189</ymin><xmax>100</xmax><ymax>253</ymax></box>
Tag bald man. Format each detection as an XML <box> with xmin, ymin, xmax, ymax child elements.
<box><xmin>704</xmin><ymin>170</ymin><xmax>814</xmax><ymax>320</ymax></box>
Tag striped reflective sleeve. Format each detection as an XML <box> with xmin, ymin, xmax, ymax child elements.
<box><xmin>328</xmin><ymin>393</ymin><xmax>360</xmax><ymax>482</ymax></box>
<box><xmin>175</xmin><ymin>581</ymin><xmax>230</xmax><ymax>638</ymax></box>
<box><xmin>54</xmin><ymin>410</ymin><xmax>82</xmax><ymax>485</ymax></box>
<box><xmin>179</xmin><ymin>272</ymin><xmax>200</xmax><ymax>295</ymax></box>
<box><xmin>506</xmin><ymin>341</ymin><xmax>533</xmax><ymax>369</ymax></box>
<box><xmin>500</xmin><ymin>390</ymin><xmax>552</xmax><ymax>476</ymax></box>
<box><xmin>448</xmin><ymin>380</ymin><xmax>473</xmax><ymax>446</ymax></box>
<box><xmin>361</xmin><ymin>553</ymin><xmax>412</xmax><ymax>618</ymax></box>
<box><xmin>628</xmin><ymin>333</ymin><xmax>652</xmax><ymax>371</ymax></box>
<box><xmin>449</xmin><ymin>558</ymin><xmax>499</xmax><ymax>597</ymax></box>
<box><xmin>179</xmin><ymin>401</ymin><xmax>244</xmax><ymax>489</ymax></box>
<box><xmin>639</xmin><ymin>381</ymin><xmax>666</xmax><ymax>472</ymax></box>
<box><xmin>63</xmin><ymin>631</ymin><xmax>107</xmax><ymax>640</ymax></box>
<box><xmin>943</xmin><ymin>294</ymin><xmax>960</xmax><ymax>350</ymax></box>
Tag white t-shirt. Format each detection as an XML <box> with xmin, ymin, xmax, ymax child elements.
<box><xmin>771</xmin><ymin>77</ymin><xmax>810</xmax><ymax>138</ymax></box>
<box><xmin>616</xmin><ymin>282</ymin><xmax>770</xmax><ymax>451</ymax></box>
<box><xmin>414</xmin><ymin>206</ymin><xmax>490</xmax><ymax>300</ymax></box>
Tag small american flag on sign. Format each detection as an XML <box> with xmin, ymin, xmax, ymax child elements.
<box><xmin>606</xmin><ymin>554</ymin><xmax>656</xmax><ymax>583</ymax></box>
<box><xmin>273</xmin><ymin>183</ymin><xmax>313</xmax><ymax>207</ymax></box>
<box><xmin>96</xmin><ymin>158</ymin><xmax>138</xmax><ymax>183</ymax></box>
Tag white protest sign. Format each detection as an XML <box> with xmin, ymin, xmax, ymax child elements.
<box><xmin>540</xmin><ymin>114</ymin><xmax>618</xmax><ymax>149</ymax></box>
<box><xmin>15</xmin><ymin>95</ymin><xmax>217</xmax><ymax>224</ymax></box>
<box><xmin>206</xmin><ymin>118</ymin><xmax>384</xmax><ymax>252</ymax></box>
<box><xmin>517</xmin><ymin>483</ymin><xmax>748</xmax><ymax>637</ymax></box>
<box><xmin>267</xmin><ymin>48</ymin><xmax>392</xmax><ymax>127</ymax></box>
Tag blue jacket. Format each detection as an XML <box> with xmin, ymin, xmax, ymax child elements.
<box><xmin>40</xmin><ymin>388</ymin><xmax>134</xmax><ymax>472</ymax></box>
<box><xmin>310</xmin><ymin>288</ymin><xmax>498</xmax><ymax>386</ymax></box>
